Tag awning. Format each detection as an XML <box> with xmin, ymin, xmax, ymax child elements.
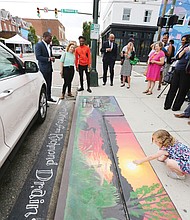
<box><xmin>5</xmin><ymin>34</ymin><xmax>31</xmax><ymax>45</ymax></box>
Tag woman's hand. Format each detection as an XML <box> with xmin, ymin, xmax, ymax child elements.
<box><xmin>60</xmin><ymin>71</ymin><xmax>63</xmax><ymax>77</ymax></box>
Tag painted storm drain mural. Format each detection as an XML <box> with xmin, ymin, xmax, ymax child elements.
<box><xmin>63</xmin><ymin>96</ymin><xmax>181</xmax><ymax>220</ymax></box>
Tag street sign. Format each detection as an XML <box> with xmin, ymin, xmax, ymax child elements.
<box><xmin>44</xmin><ymin>7</ymin><xmax>48</xmax><ymax>13</ymax></box>
<box><xmin>61</xmin><ymin>9</ymin><xmax>78</xmax><ymax>13</ymax></box>
<box><xmin>90</xmin><ymin>23</ymin><xmax>100</xmax><ymax>40</ymax></box>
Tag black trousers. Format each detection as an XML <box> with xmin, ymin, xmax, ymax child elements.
<box><xmin>62</xmin><ymin>66</ymin><xmax>74</xmax><ymax>94</ymax></box>
<box><xmin>103</xmin><ymin>61</ymin><xmax>115</xmax><ymax>84</ymax></box>
<box><xmin>42</xmin><ymin>71</ymin><xmax>52</xmax><ymax>100</ymax></box>
<box><xmin>78</xmin><ymin>65</ymin><xmax>90</xmax><ymax>89</ymax></box>
<box><xmin>164</xmin><ymin>69</ymin><xmax>190</xmax><ymax>110</ymax></box>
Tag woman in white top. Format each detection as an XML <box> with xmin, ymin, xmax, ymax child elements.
<box><xmin>60</xmin><ymin>43</ymin><xmax>75</xmax><ymax>99</ymax></box>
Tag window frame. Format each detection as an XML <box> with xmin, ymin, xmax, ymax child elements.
<box><xmin>144</xmin><ymin>10</ymin><xmax>152</xmax><ymax>22</ymax></box>
<box><xmin>122</xmin><ymin>8</ymin><xmax>131</xmax><ymax>21</ymax></box>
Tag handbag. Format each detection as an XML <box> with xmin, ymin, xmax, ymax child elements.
<box><xmin>164</xmin><ymin>66</ymin><xmax>175</xmax><ymax>84</ymax></box>
<box><xmin>130</xmin><ymin>56</ymin><xmax>139</xmax><ymax>65</ymax></box>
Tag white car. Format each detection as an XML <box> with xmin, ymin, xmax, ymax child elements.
<box><xmin>0</xmin><ymin>42</ymin><xmax>47</xmax><ymax>168</ymax></box>
<box><xmin>52</xmin><ymin>46</ymin><xmax>64</xmax><ymax>59</ymax></box>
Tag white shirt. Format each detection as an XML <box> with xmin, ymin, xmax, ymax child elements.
<box><xmin>42</xmin><ymin>39</ymin><xmax>51</xmax><ymax>57</ymax></box>
<box><xmin>109</xmin><ymin>41</ymin><xmax>113</xmax><ymax>49</ymax></box>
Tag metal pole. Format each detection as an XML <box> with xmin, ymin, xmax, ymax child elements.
<box><xmin>157</xmin><ymin>0</ymin><xmax>168</xmax><ymax>41</ymax></box>
<box><xmin>165</xmin><ymin>0</ymin><xmax>176</xmax><ymax>32</ymax></box>
<box><xmin>90</xmin><ymin>0</ymin><xmax>99</xmax><ymax>87</ymax></box>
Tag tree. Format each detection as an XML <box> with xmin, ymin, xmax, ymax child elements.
<box><xmin>52</xmin><ymin>36</ymin><xmax>59</xmax><ymax>46</ymax></box>
<box><xmin>28</xmin><ymin>26</ymin><xmax>38</xmax><ymax>46</ymax></box>
<box><xmin>82</xmin><ymin>21</ymin><xmax>91</xmax><ymax>46</ymax></box>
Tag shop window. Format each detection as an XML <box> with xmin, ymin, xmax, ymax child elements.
<box><xmin>4</xmin><ymin>23</ymin><xmax>7</xmax><ymax>31</ymax></box>
<box><xmin>122</xmin><ymin>8</ymin><xmax>131</xmax><ymax>21</ymax></box>
<box><xmin>144</xmin><ymin>10</ymin><xmax>152</xmax><ymax>22</ymax></box>
<box><xmin>177</xmin><ymin>14</ymin><xmax>185</xmax><ymax>25</ymax></box>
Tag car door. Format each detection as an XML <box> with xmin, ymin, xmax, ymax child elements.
<box><xmin>0</xmin><ymin>117</ymin><xmax>10</xmax><ymax>167</ymax></box>
<box><xmin>0</xmin><ymin>44</ymin><xmax>38</xmax><ymax>149</ymax></box>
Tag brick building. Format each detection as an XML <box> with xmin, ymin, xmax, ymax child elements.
<box><xmin>23</xmin><ymin>18</ymin><xmax>66</xmax><ymax>45</ymax></box>
<box><xmin>0</xmin><ymin>9</ymin><xmax>31</xmax><ymax>39</ymax></box>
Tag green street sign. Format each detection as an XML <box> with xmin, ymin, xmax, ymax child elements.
<box><xmin>61</xmin><ymin>9</ymin><xmax>78</xmax><ymax>13</ymax></box>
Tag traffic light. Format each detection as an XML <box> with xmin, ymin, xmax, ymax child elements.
<box><xmin>37</xmin><ymin>7</ymin><xmax>40</xmax><ymax>18</ymax></box>
<box><xmin>55</xmin><ymin>8</ymin><xmax>58</xmax><ymax>18</ymax></box>
<box><xmin>167</xmin><ymin>15</ymin><xmax>179</xmax><ymax>27</ymax></box>
<box><xmin>157</xmin><ymin>16</ymin><xmax>167</xmax><ymax>27</ymax></box>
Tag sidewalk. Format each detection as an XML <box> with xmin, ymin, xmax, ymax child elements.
<box><xmin>75</xmin><ymin>56</ymin><xmax>190</xmax><ymax>219</ymax></box>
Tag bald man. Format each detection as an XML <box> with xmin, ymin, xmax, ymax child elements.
<box><xmin>100</xmin><ymin>34</ymin><xmax>118</xmax><ymax>86</ymax></box>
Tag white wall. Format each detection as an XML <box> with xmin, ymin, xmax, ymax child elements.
<box><xmin>102</xmin><ymin>0</ymin><xmax>161</xmax><ymax>30</ymax></box>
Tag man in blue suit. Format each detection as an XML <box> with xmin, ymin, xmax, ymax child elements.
<box><xmin>100</xmin><ymin>33</ymin><xmax>118</xmax><ymax>86</ymax></box>
<box><xmin>35</xmin><ymin>32</ymin><xmax>56</xmax><ymax>102</ymax></box>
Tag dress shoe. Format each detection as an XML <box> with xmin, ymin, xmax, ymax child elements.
<box><xmin>103</xmin><ymin>83</ymin><xmax>106</xmax><ymax>86</ymax></box>
<box><xmin>174</xmin><ymin>113</ymin><xmax>189</xmax><ymax>118</ymax></box>
<box><xmin>48</xmin><ymin>98</ymin><xmax>56</xmax><ymax>102</ymax></box>
<box><xmin>110</xmin><ymin>83</ymin><xmax>113</xmax><ymax>86</ymax></box>
<box><xmin>77</xmin><ymin>88</ymin><xmax>84</xmax><ymax>92</ymax></box>
<box><xmin>172</xmin><ymin>108</ymin><xmax>180</xmax><ymax>111</ymax></box>
<box><xmin>164</xmin><ymin>106</ymin><xmax>170</xmax><ymax>110</ymax></box>
<box><xmin>87</xmin><ymin>88</ymin><xmax>92</xmax><ymax>93</ymax></box>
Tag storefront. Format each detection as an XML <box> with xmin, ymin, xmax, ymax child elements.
<box><xmin>101</xmin><ymin>24</ymin><xmax>158</xmax><ymax>62</ymax></box>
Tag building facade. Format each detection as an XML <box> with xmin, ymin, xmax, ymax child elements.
<box><xmin>0</xmin><ymin>9</ymin><xmax>31</xmax><ymax>39</ymax></box>
<box><xmin>101</xmin><ymin>0</ymin><xmax>162</xmax><ymax>61</ymax></box>
<box><xmin>23</xmin><ymin>18</ymin><xmax>66</xmax><ymax>45</ymax></box>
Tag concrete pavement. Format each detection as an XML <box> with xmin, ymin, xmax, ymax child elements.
<box><xmin>75</xmin><ymin>56</ymin><xmax>190</xmax><ymax>220</ymax></box>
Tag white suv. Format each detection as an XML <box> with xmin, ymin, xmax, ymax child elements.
<box><xmin>0</xmin><ymin>42</ymin><xmax>47</xmax><ymax>168</ymax></box>
<box><xmin>52</xmin><ymin>46</ymin><xmax>64</xmax><ymax>59</ymax></box>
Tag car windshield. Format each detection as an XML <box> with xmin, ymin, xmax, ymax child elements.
<box><xmin>52</xmin><ymin>47</ymin><xmax>62</xmax><ymax>50</ymax></box>
<box><xmin>0</xmin><ymin>45</ymin><xmax>21</xmax><ymax>79</ymax></box>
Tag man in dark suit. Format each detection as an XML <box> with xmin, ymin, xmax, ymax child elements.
<box><xmin>35</xmin><ymin>32</ymin><xmax>56</xmax><ymax>102</ymax></box>
<box><xmin>100</xmin><ymin>33</ymin><xmax>118</xmax><ymax>86</ymax></box>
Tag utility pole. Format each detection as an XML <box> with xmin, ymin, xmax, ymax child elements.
<box><xmin>90</xmin><ymin>0</ymin><xmax>100</xmax><ymax>87</ymax></box>
<box><xmin>157</xmin><ymin>0</ymin><xmax>168</xmax><ymax>41</ymax></box>
<box><xmin>166</xmin><ymin>0</ymin><xmax>176</xmax><ymax>32</ymax></box>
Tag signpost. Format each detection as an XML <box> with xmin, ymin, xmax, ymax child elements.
<box><xmin>90</xmin><ymin>23</ymin><xmax>100</xmax><ymax>40</ymax></box>
<box><xmin>61</xmin><ymin>9</ymin><xmax>78</xmax><ymax>14</ymax></box>
<box><xmin>90</xmin><ymin>0</ymin><xmax>100</xmax><ymax>87</ymax></box>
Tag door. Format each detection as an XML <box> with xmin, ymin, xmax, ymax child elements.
<box><xmin>0</xmin><ymin>44</ymin><xmax>38</xmax><ymax>150</ymax></box>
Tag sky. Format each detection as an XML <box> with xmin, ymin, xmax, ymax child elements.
<box><xmin>0</xmin><ymin>0</ymin><xmax>109</xmax><ymax>42</ymax></box>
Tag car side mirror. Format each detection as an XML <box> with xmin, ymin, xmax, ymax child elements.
<box><xmin>24</xmin><ymin>61</ymin><xmax>39</xmax><ymax>73</ymax></box>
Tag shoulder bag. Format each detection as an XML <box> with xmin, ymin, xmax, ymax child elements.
<box><xmin>130</xmin><ymin>56</ymin><xmax>139</xmax><ymax>65</ymax></box>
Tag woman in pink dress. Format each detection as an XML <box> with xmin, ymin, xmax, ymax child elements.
<box><xmin>143</xmin><ymin>42</ymin><xmax>165</xmax><ymax>95</ymax></box>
